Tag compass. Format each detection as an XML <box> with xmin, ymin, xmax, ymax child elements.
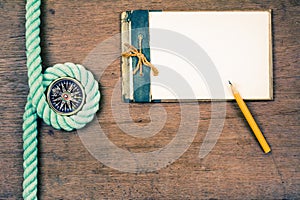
<box><xmin>47</xmin><ymin>77</ymin><xmax>85</xmax><ymax>116</ymax></box>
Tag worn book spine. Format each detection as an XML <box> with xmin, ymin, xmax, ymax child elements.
<box><xmin>121</xmin><ymin>11</ymin><xmax>132</xmax><ymax>102</ymax></box>
<box><xmin>121</xmin><ymin>10</ymin><xmax>151</xmax><ymax>103</ymax></box>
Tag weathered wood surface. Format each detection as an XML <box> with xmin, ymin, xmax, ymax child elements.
<box><xmin>0</xmin><ymin>0</ymin><xmax>299</xmax><ymax>199</ymax></box>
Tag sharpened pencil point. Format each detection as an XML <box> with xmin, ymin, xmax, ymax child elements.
<box><xmin>228</xmin><ymin>80</ymin><xmax>232</xmax><ymax>85</ymax></box>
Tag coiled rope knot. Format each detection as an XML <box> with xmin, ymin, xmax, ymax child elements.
<box><xmin>23</xmin><ymin>62</ymin><xmax>100</xmax><ymax>199</ymax></box>
<box><xmin>24</xmin><ymin>62</ymin><xmax>100</xmax><ymax>132</ymax></box>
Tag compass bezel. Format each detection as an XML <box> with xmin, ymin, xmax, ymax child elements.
<box><xmin>46</xmin><ymin>77</ymin><xmax>86</xmax><ymax>116</ymax></box>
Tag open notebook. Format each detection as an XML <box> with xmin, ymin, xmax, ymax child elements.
<box><xmin>121</xmin><ymin>10</ymin><xmax>272</xmax><ymax>102</ymax></box>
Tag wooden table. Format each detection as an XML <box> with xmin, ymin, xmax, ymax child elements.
<box><xmin>1</xmin><ymin>0</ymin><xmax>299</xmax><ymax>199</ymax></box>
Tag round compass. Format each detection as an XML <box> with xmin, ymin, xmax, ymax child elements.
<box><xmin>47</xmin><ymin>77</ymin><xmax>85</xmax><ymax>116</ymax></box>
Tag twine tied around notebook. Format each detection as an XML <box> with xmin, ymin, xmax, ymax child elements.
<box><xmin>122</xmin><ymin>34</ymin><xmax>159</xmax><ymax>76</ymax></box>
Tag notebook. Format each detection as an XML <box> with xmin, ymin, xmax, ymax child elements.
<box><xmin>121</xmin><ymin>10</ymin><xmax>272</xmax><ymax>102</ymax></box>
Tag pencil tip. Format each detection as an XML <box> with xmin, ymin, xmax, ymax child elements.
<box><xmin>228</xmin><ymin>80</ymin><xmax>232</xmax><ymax>85</ymax></box>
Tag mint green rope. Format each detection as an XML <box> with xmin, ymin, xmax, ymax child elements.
<box><xmin>23</xmin><ymin>0</ymin><xmax>100</xmax><ymax>199</ymax></box>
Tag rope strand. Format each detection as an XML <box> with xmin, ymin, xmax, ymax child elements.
<box><xmin>23</xmin><ymin>0</ymin><xmax>42</xmax><ymax>198</ymax></box>
<box><xmin>23</xmin><ymin>1</ymin><xmax>100</xmax><ymax>199</ymax></box>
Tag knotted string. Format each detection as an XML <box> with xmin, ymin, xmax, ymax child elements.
<box><xmin>122</xmin><ymin>34</ymin><xmax>159</xmax><ymax>76</ymax></box>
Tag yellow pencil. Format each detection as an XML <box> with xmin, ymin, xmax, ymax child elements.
<box><xmin>229</xmin><ymin>81</ymin><xmax>271</xmax><ymax>153</ymax></box>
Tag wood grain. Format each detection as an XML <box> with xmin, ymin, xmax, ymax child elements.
<box><xmin>0</xmin><ymin>0</ymin><xmax>299</xmax><ymax>199</ymax></box>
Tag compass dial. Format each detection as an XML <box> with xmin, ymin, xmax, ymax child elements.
<box><xmin>47</xmin><ymin>77</ymin><xmax>85</xmax><ymax>116</ymax></box>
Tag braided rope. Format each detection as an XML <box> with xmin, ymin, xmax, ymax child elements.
<box><xmin>23</xmin><ymin>0</ymin><xmax>100</xmax><ymax>199</ymax></box>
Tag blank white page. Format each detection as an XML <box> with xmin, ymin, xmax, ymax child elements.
<box><xmin>149</xmin><ymin>11</ymin><xmax>272</xmax><ymax>100</ymax></box>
